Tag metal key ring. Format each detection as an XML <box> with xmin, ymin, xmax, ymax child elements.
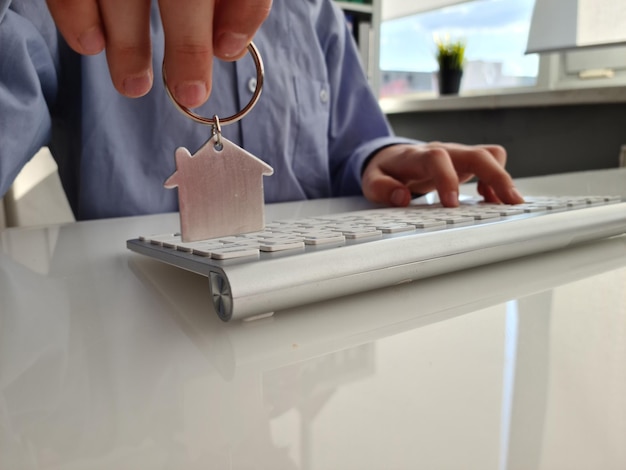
<box><xmin>162</xmin><ymin>42</ymin><xmax>264</xmax><ymax>126</ymax></box>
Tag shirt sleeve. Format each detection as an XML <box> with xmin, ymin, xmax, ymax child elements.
<box><xmin>0</xmin><ymin>1</ymin><xmax>59</xmax><ymax>198</ymax></box>
<box><xmin>322</xmin><ymin>2</ymin><xmax>422</xmax><ymax>197</ymax></box>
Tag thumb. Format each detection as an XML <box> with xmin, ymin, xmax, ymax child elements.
<box><xmin>362</xmin><ymin>172</ymin><xmax>412</xmax><ymax>207</ymax></box>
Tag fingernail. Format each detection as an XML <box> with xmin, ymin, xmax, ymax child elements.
<box><xmin>78</xmin><ymin>26</ymin><xmax>105</xmax><ymax>54</ymax></box>
<box><xmin>442</xmin><ymin>191</ymin><xmax>459</xmax><ymax>207</ymax></box>
<box><xmin>123</xmin><ymin>71</ymin><xmax>153</xmax><ymax>98</ymax></box>
<box><xmin>391</xmin><ymin>188</ymin><xmax>408</xmax><ymax>206</ymax></box>
<box><xmin>215</xmin><ymin>32</ymin><xmax>248</xmax><ymax>58</ymax></box>
<box><xmin>174</xmin><ymin>81</ymin><xmax>209</xmax><ymax>108</ymax></box>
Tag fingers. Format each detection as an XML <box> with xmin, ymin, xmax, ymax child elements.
<box><xmin>100</xmin><ymin>0</ymin><xmax>154</xmax><ymax>98</ymax></box>
<box><xmin>47</xmin><ymin>0</ymin><xmax>272</xmax><ymax>107</ymax></box>
<box><xmin>361</xmin><ymin>163</ymin><xmax>412</xmax><ymax>207</ymax></box>
<box><xmin>451</xmin><ymin>145</ymin><xmax>524</xmax><ymax>204</ymax></box>
<box><xmin>47</xmin><ymin>0</ymin><xmax>155</xmax><ymax>98</ymax></box>
<box><xmin>362</xmin><ymin>145</ymin><xmax>461</xmax><ymax>207</ymax></box>
<box><xmin>158</xmin><ymin>0</ymin><xmax>271</xmax><ymax>108</ymax></box>
<box><xmin>46</xmin><ymin>0</ymin><xmax>106</xmax><ymax>55</ymax></box>
<box><xmin>479</xmin><ymin>144</ymin><xmax>507</xmax><ymax>166</ymax></box>
<box><xmin>362</xmin><ymin>143</ymin><xmax>524</xmax><ymax>208</ymax></box>
<box><xmin>415</xmin><ymin>147</ymin><xmax>461</xmax><ymax>207</ymax></box>
<box><xmin>159</xmin><ymin>0</ymin><xmax>215</xmax><ymax>108</ymax></box>
<box><xmin>213</xmin><ymin>0</ymin><xmax>273</xmax><ymax>60</ymax></box>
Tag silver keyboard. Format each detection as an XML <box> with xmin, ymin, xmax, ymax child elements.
<box><xmin>127</xmin><ymin>196</ymin><xmax>626</xmax><ymax>321</ymax></box>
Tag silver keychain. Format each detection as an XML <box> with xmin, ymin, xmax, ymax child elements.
<box><xmin>163</xmin><ymin>43</ymin><xmax>274</xmax><ymax>243</ymax></box>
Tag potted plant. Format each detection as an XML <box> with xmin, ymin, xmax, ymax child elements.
<box><xmin>435</xmin><ymin>36</ymin><xmax>465</xmax><ymax>95</ymax></box>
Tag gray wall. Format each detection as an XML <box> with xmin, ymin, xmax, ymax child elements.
<box><xmin>387</xmin><ymin>103</ymin><xmax>626</xmax><ymax>178</ymax></box>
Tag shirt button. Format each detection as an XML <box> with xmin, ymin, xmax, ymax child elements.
<box><xmin>247</xmin><ymin>77</ymin><xmax>257</xmax><ymax>93</ymax></box>
<box><xmin>320</xmin><ymin>88</ymin><xmax>329</xmax><ymax>103</ymax></box>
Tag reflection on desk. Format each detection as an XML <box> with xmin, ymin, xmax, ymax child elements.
<box><xmin>1</xmin><ymin>169</ymin><xmax>626</xmax><ymax>470</ymax></box>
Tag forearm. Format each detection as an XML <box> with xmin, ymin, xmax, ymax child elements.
<box><xmin>323</xmin><ymin>2</ymin><xmax>421</xmax><ymax>196</ymax></box>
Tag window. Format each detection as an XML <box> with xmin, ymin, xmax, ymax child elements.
<box><xmin>379</xmin><ymin>0</ymin><xmax>539</xmax><ymax>98</ymax></box>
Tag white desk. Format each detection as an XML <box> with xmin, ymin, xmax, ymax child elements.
<box><xmin>2</xmin><ymin>169</ymin><xmax>626</xmax><ymax>470</ymax></box>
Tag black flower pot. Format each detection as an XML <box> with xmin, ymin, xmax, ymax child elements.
<box><xmin>437</xmin><ymin>68</ymin><xmax>463</xmax><ymax>95</ymax></box>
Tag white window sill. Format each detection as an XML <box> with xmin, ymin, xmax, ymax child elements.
<box><xmin>379</xmin><ymin>83</ymin><xmax>626</xmax><ymax>114</ymax></box>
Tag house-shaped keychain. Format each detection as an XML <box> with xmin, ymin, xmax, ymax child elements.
<box><xmin>164</xmin><ymin>136</ymin><xmax>274</xmax><ymax>242</ymax></box>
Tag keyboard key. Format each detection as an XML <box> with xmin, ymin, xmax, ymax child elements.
<box><xmin>176</xmin><ymin>241</ymin><xmax>223</xmax><ymax>253</ymax></box>
<box><xmin>190</xmin><ymin>242</ymin><xmax>228</xmax><ymax>257</ymax></box>
<box><xmin>341</xmin><ymin>228</ymin><xmax>383</xmax><ymax>239</ymax></box>
<box><xmin>434</xmin><ymin>215</ymin><xmax>475</xmax><ymax>225</ymax></box>
<box><xmin>147</xmin><ymin>234</ymin><xmax>181</xmax><ymax>246</ymax></box>
<box><xmin>303</xmin><ymin>232</ymin><xmax>346</xmax><ymax>245</ymax></box>
<box><xmin>519</xmin><ymin>206</ymin><xmax>547</xmax><ymax>213</ymax></box>
<box><xmin>211</xmin><ymin>246</ymin><xmax>260</xmax><ymax>260</ymax></box>
<box><xmin>410</xmin><ymin>219</ymin><xmax>447</xmax><ymax>229</ymax></box>
<box><xmin>486</xmin><ymin>207</ymin><xmax>526</xmax><ymax>215</ymax></box>
<box><xmin>259</xmin><ymin>239</ymin><xmax>305</xmax><ymax>252</ymax></box>
<box><xmin>374</xmin><ymin>223</ymin><xmax>416</xmax><ymax>233</ymax></box>
<box><xmin>458</xmin><ymin>211</ymin><xmax>500</xmax><ymax>220</ymax></box>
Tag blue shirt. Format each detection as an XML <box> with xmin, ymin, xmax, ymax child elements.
<box><xmin>0</xmin><ymin>0</ymin><xmax>416</xmax><ymax>220</ymax></box>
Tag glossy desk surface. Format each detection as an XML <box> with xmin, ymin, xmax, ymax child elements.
<box><xmin>2</xmin><ymin>169</ymin><xmax>626</xmax><ymax>470</ymax></box>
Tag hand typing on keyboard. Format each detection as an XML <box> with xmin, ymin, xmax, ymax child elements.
<box><xmin>362</xmin><ymin>142</ymin><xmax>525</xmax><ymax>208</ymax></box>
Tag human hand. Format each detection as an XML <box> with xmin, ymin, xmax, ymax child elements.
<box><xmin>361</xmin><ymin>142</ymin><xmax>525</xmax><ymax>207</ymax></box>
<box><xmin>46</xmin><ymin>0</ymin><xmax>272</xmax><ymax>108</ymax></box>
